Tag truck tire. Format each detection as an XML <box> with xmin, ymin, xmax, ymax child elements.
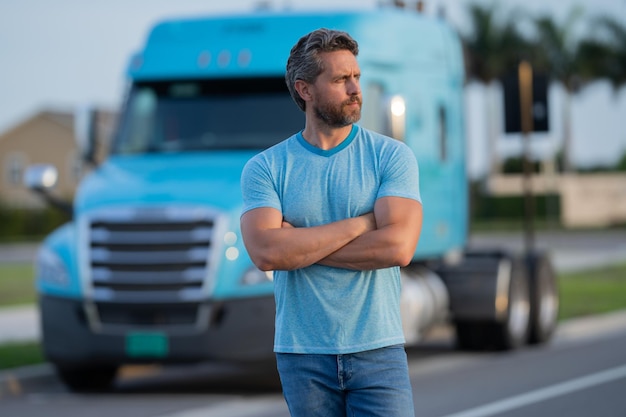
<box><xmin>526</xmin><ymin>251</ymin><xmax>559</xmax><ymax>344</ymax></box>
<box><xmin>454</xmin><ymin>256</ymin><xmax>530</xmax><ymax>351</ymax></box>
<box><xmin>455</xmin><ymin>320</ymin><xmax>490</xmax><ymax>351</ymax></box>
<box><xmin>55</xmin><ymin>365</ymin><xmax>118</xmax><ymax>392</ymax></box>
<box><xmin>489</xmin><ymin>256</ymin><xmax>531</xmax><ymax>350</ymax></box>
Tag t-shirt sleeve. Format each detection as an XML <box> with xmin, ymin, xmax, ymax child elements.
<box><xmin>240</xmin><ymin>154</ymin><xmax>283</xmax><ymax>217</ymax></box>
<box><xmin>377</xmin><ymin>142</ymin><xmax>422</xmax><ymax>203</ymax></box>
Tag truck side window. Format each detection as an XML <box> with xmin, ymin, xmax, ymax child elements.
<box><xmin>438</xmin><ymin>106</ymin><xmax>447</xmax><ymax>162</ymax></box>
<box><xmin>362</xmin><ymin>83</ymin><xmax>384</xmax><ymax>134</ymax></box>
<box><xmin>119</xmin><ymin>88</ymin><xmax>157</xmax><ymax>154</ymax></box>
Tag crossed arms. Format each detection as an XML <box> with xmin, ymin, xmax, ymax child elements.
<box><xmin>240</xmin><ymin>196</ymin><xmax>423</xmax><ymax>271</ymax></box>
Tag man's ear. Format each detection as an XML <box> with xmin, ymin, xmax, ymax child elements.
<box><xmin>294</xmin><ymin>79</ymin><xmax>312</xmax><ymax>103</ymax></box>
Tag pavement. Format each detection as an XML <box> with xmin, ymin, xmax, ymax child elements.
<box><xmin>0</xmin><ymin>243</ymin><xmax>38</xmax><ymax>345</ymax></box>
<box><xmin>0</xmin><ymin>305</ymin><xmax>38</xmax><ymax>344</ymax></box>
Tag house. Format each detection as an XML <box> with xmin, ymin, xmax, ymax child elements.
<box><xmin>0</xmin><ymin>109</ymin><xmax>116</xmax><ymax>209</ymax></box>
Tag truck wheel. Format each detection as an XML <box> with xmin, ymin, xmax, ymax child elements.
<box><xmin>454</xmin><ymin>256</ymin><xmax>530</xmax><ymax>351</ymax></box>
<box><xmin>455</xmin><ymin>321</ymin><xmax>490</xmax><ymax>351</ymax></box>
<box><xmin>490</xmin><ymin>256</ymin><xmax>531</xmax><ymax>350</ymax></box>
<box><xmin>55</xmin><ymin>365</ymin><xmax>118</xmax><ymax>392</ymax></box>
<box><xmin>527</xmin><ymin>252</ymin><xmax>559</xmax><ymax>344</ymax></box>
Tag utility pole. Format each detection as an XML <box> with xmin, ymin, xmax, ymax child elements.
<box><xmin>518</xmin><ymin>61</ymin><xmax>535</xmax><ymax>256</ymax></box>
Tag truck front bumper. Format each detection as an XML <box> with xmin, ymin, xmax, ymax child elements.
<box><xmin>39</xmin><ymin>294</ymin><xmax>276</xmax><ymax>367</ymax></box>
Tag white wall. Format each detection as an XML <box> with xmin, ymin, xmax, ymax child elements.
<box><xmin>464</xmin><ymin>80</ymin><xmax>626</xmax><ymax>179</ymax></box>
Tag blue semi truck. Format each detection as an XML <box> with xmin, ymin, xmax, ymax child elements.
<box><xmin>25</xmin><ymin>5</ymin><xmax>559</xmax><ymax>391</ymax></box>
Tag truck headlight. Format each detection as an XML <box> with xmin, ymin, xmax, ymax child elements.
<box><xmin>240</xmin><ymin>267</ymin><xmax>273</xmax><ymax>286</ymax></box>
<box><xmin>36</xmin><ymin>247</ymin><xmax>69</xmax><ymax>287</ymax></box>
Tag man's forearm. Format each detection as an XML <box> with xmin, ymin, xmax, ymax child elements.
<box><xmin>241</xmin><ymin>210</ymin><xmax>376</xmax><ymax>271</ymax></box>
<box><xmin>318</xmin><ymin>197</ymin><xmax>423</xmax><ymax>271</ymax></box>
<box><xmin>317</xmin><ymin>224</ymin><xmax>418</xmax><ymax>270</ymax></box>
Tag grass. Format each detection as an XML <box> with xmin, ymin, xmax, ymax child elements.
<box><xmin>0</xmin><ymin>263</ymin><xmax>36</xmax><ymax>307</ymax></box>
<box><xmin>557</xmin><ymin>262</ymin><xmax>626</xmax><ymax>320</ymax></box>
<box><xmin>470</xmin><ymin>219</ymin><xmax>565</xmax><ymax>232</ymax></box>
<box><xmin>0</xmin><ymin>341</ymin><xmax>44</xmax><ymax>370</ymax></box>
<box><xmin>0</xmin><ymin>261</ymin><xmax>625</xmax><ymax>371</ymax></box>
<box><xmin>0</xmin><ymin>263</ymin><xmax>41</xmax><ymax>370</ymax></box>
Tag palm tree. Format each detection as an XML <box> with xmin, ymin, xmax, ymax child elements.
<box><xmin>532</xmin><ymin>7</ymin><xmax>587</xmax><ymax>172</ymax></box>
<box><xmin>462</xmin><ymin>2</ymin><xmax>531</xmax><ymax>176</ymax></box>
<box><xmin>583</xmin><ymin>15</ymin><xmax>626</xmax><ymax>89</ymax></box>
<box><xmin>532</xmin><ymin>8</ymin><xmax>586</xmax><ymax>89</ymax></box>
<box><xmin>463</xmin><ymin>2</ymin><xmax>531</xmax><ymax>83</ymax></box>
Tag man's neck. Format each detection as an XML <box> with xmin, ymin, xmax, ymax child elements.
<box><xmin>301</xmin><ymin>123</ymin><xmax>353</xmax><ymax>150</ymax></box>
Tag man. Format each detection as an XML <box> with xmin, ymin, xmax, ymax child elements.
<box><xmin>240</xmin><ymin>28</ymin><xmax>422</xmax><ymax>417</ymax></box>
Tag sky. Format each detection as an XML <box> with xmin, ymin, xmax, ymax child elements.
<box><xmin>1</xmin><ymin>0</ymin><xmax>625</xmax><ymax>176</ymax></box>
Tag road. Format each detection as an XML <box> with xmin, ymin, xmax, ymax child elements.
<box><xmin>467</xmin><ymin>229</ymin><xmax>626</xmax><ymax>273</ymax></box>
<box><xmin>1</xmin><ymin>310</ymin><xmax>625</xmax><ymax>417</ymax></box>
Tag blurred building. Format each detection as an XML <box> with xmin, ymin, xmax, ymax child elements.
<box><xmin>470</xmin><ymin>79</ymin><xmax>626</xmax><ymax>228</ymax></box>
<box><xmin>487</xmin><ymin>172</ymin><xmax>626</xmax><ymax>228</ymax></box>
<box><xmin>0</xmin><ymin>108</ymin><xmax>116</xmax><ymax>209</ymax></box>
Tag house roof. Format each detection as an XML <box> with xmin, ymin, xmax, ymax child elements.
<box><xmin>0</xmin><ymin>109</ymin><xmax>74</xmax><ymax>142</ymax></box>
<box><xmin>39</xmin><ymin>110</ymin><xmax>74</xmax><ymax>131</ymax></box>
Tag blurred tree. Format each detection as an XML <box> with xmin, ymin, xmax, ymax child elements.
<box><xmin>582</xmin><ymin>16</ymin><xmax>626</xmax><ymax>89</ymax></box>
<box><xmin>616</xmin><ymin>151</ymin><xmax>626</xmax><ymax>172</ymax></box>
<box><xmin>532</xmin><ymin>8</ymin><xmax>586</xmax><ymax>90</ymax></box>
<box><xmin>462</xmin><ymin>2</ymin><xmax>532</xmax><ymax>177</ymax></box>
<box><xmin>532</xmin><ymin>8</ymin><xmax>588</xmax><ymax>173</ymax></box>
<box><xmin>501</xmin><ymin>156</ymin><xmax>541</xmax><ymax>174</ymax></box>
<box><xmin>576</xmin><ymin>38</ymin><xmax>613</xmax><ymax>83</ymax></box>
<box><xmin>462</xmin><ymin>2</ymin><xmax>531</xmax><ymax>82</ymax></box>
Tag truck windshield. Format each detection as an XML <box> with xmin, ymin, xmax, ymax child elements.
<box><xmin>112</xmin><ymin>77</ymin><xmax>304</xmax><ymax>154</ymax></box>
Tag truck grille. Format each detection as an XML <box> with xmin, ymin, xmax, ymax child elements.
<box><xmin>81</xmin><ymin>209</ymin><xmax>221</xmax><ymax>325</ymax></box>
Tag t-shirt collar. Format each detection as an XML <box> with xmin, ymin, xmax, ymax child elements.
<box><xmin>296</xmin><ymin>125</ymin><xmax>358</xmax><ymax>157</ymax></box>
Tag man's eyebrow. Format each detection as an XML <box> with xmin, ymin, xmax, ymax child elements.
<box><xmin>333</xmin><ymin>72</ymin><xmax>360</xmax><ymax>81</ymax></box>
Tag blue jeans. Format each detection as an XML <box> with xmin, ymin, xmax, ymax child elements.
<box><xmin>276</xmin><ymin>345</ymin><xmax>415</xmax><ymax>417</ymax></box>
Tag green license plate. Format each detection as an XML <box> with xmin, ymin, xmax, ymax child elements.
<box><xmin>126</xmin><ymin>332</ymin><xmax>169</xmax><ymax>358</ymax></box>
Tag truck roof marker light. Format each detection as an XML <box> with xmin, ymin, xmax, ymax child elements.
<box><xmin>238</xmin><ymin>49</ymin><xmax>252</xmax><ymax>67</ymax></box>
<box><xmin>218</xmin><ymin>50</ymin><xmax>231</xmax><ymax>67</ymax></box>
<box><xmin>198</xmin><ymin>51</ymin><xmax>211</xmax><ymax>68</ymax></box>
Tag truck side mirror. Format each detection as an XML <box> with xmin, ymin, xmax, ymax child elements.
<box><xmin>75</xmin><ymin>105</ymin><xmax>98</xmax><ymax>164</ymax></box>
<box><xmin>24</xmin><ymin>164</ymin><xmax>59</xmax><ymax>191</ymax></box>
<box><xmin>23</xmin><ymin>164</ymin><xmax>73</xmax><ymax>216</ymax></box>
<box><xmin>382</xmin><ymin>95</ymin><xmax>406</xmax><ymax>141</ymax></box>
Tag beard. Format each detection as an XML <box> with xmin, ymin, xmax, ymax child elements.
<box><xmin>313</xmin><ymin>95</ymin><xmax>362</xmax><ymax>128</ymax></box>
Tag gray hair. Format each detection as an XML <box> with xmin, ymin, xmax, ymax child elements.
<box><xmin>285</xmin><ymin>28</ymin><xmax>359</xmax><ymax>112</ymax></box>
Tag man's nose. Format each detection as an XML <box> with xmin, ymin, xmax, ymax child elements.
<box><xmin>347</xmin><ymin>77</ymin><xmax>361</xmax><ymax>95</ymax></box>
